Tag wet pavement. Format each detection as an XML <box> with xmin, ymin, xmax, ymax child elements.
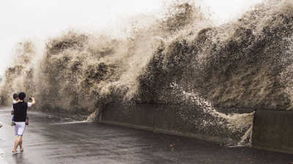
<box><xmin>0</xmin><ymin>107</ymin><xmax>292</xmax><ymax>164</ymax></box>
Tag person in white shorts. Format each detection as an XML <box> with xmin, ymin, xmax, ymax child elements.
<box><xmin>12</xmin><ymin>92</ymin><xmax>35</xmax><ymax>154</ymax></box>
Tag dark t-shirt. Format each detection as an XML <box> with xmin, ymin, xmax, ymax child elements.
<box><xmin>13</xmin><ymin>102</ymin><xmax>28</xmax><ymax>122</ymax></box>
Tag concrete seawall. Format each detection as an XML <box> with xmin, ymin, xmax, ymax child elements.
<box><xmin>100</xmin><ymin>103</ymin><xmax>293</xmax><ymax>154</ymax></box>
<box><xmin>100</xmin><ymin>103</ymin><xmax>237</xmax><ymax>144</ymax></box>
<box><xmin>252</xmin><ymin>110</ymin><xmax>293</xmax><ymax>154</ymax></box>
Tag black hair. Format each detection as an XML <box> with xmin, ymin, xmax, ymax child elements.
<box><xmin>13</xmin><ymin>93</ymin><xmax>19</xmax><ymax>100</ymax></box>
<box><xmin>18</xmin><ymin>92</ymin><xmax>26</xmax><ymax>100</ymax></box>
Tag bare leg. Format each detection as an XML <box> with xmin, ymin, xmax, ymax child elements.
<box><xmin>12</xmin><ymin>136</ymin><xmax>20</xmax><ymax>152</ymax></box>
<box><xmin>19</xmin><ymin>136</ymin><xmax>24</xmax><ymax>152</ymax></box>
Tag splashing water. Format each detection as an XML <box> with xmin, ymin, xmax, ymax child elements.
<box><xmin>170</xmin><ymin>82</ymin><xmax>254</xmax><ymax>145</ymax></box>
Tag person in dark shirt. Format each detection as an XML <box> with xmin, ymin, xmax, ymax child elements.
<box><xmin>11</xmin><ymin>93</ymin><xmax>19</xmax><ymax>126</ymax></box>
<box><xmin>12</xmin><ymin>92</ymin><xmax>35</xmax><ymax>154</ymax></box>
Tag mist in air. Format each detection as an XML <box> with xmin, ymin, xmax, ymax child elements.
<box><xmin>0</xmin><ymin>0</ymin><xmax>264</xmax><ymax>75</ymax></box>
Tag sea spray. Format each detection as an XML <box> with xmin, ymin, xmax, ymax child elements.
<box><xmin>139</xmin><ymin>0</ymin><xmax>293</xmax><ymax>110</ymax></box>
<box><xmin>170</xmin><ymin>82</ymin><xmax>254</xmax><ymax>145</ymax></box>
<box><xmin>0</xmin><ymin>1</ymin><xmax>202</xmax><ymax>109</ymax></box>
<box><xmin>0</xmin><ymin>41</ymin><xmax>37</xmax><ymax>104</ymax></box>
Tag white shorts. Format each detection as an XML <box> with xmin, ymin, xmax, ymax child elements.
<box><xmin>15</xmin><ymin>122</ymin><xmax>26</xmax><ymax>136</ymax></box>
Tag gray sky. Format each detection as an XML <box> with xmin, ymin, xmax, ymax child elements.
<box><xmin>0</xmin><ymin>0</ymin><xmax>263</xmax><ymax>76</ymax></box>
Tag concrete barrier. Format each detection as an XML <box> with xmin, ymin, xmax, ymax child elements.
<box><xmin>100</xmin><ymin>104</ymin><xmax>293</xmax><ymax>154</ymax></box>
<box><xmin>100</xmin><ymin>103</ymin><xmax>236</xmax><ymax>144</ymax></box>
<box><xmin>252</xmin><ymin>110</ymin><xmax>293</xmax><ymax>154</ymax></box>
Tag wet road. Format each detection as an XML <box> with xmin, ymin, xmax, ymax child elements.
<box><xmin>0</xmin><ymin>107</ymin><xmax>292</xmax><ymax>164</ymax></box>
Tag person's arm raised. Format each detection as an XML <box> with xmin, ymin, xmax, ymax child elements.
<box><xmin>28</xmin><ymin>97</ymin><xmax>36</xmax><ymax>107</ymax></box>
